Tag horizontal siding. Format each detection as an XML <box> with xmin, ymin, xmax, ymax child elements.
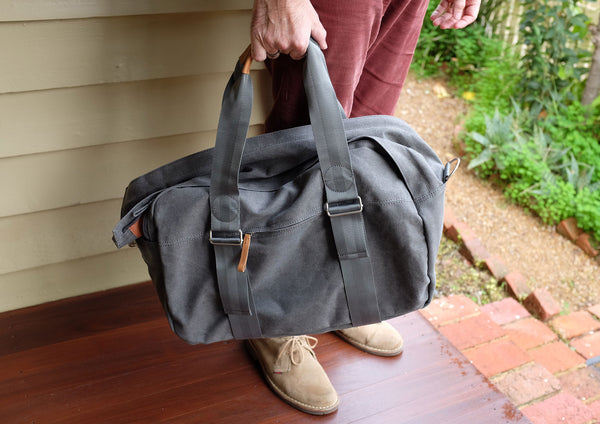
<box><xmin>0</xmin><ymin>70</ymin><xmax>271</xmax><ymax>159</ymax></box>
<box><xmin>0</xmin><ymin>125</ymin><xmax>266</xmax><ymax>218</ymax></box>
<box><xmin>0</xmin><ymin>249</ymin><xmax>147</xmax><ymax>312</ymax></box>
<box><xmin>0</xmin><ymin>200</ymin><xmax>123</xmax><ymax>275</ymax></box>
<box><xmin>0</xmin><ymin>4</ymin><xmax>276</xmax><ymax>311</ymax></box>
<box><xmin>0</xmin><ymin>11</ymin><xmax>257</xmax><ymax>94</ymax></box>
<box><xmin>0</xmin><ymin>0</ymin><xmax>253</xmax><ymax>21</ymax></box>
<box><xmin>1</xmin><ymin>124</ymin><xmax>267</xmax><ymax>271</ymax></box>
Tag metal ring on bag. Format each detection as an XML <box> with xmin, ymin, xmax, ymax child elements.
<box><xmin>443</xmin><ymin>158</ymin><xmax>461</xmax><ymax>182</ymax></box>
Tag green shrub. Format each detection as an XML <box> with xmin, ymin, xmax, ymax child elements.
<box><xmin>466</xmin><ymin>48</ymin><xmax>521</xmax><ymax>112</ymax></box>
<box><xmin>465</xmin><ymin>109</ymin><xmax>599</xmax><ymax>238</ymax></box>
<box><xmin>412</xmin><ymin>1</ymin><xmax>506</xmax><ymax>90</ymax></box>
<box><xmin>414</xmin><ymin>0</ymin><xmax>600</xmax><ymax>242</ymax></box>
<box><xmin>575</xmin><ymin>189</ymin><xmax>600</xmax><ymax>241</ymax></box>
<box><xmin>518</xmin><ymin>0</ymin><xmax>591</xmax><ymax>112</ymax></box>
<box><xmin>539</xmin><ymin>100</ymin><xmax>600</xmax><ymax>183</ymax></box>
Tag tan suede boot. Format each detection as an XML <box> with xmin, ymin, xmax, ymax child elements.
<box><xmin>336</xmin><ymin>322</ymin><xmax>404</xmax><ymax>357</ymax></box>
<box><xmin>246</xmin><ymin>336</ymin><xmax>339</xmax><ymax>415</ymax></box>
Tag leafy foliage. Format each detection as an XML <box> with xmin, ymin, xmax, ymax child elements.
<box><xmin>518</xmin><ymin>0</ymin><xmax>591</xmax><ymax>112</ymax></box>
<box><xmin>466</xmin><ymin>102</ymin><xmax>600</xmax><ymax>239</ymax></box>
<box><xmin>538</xmin><ymin>100</ymin><xmax>600</xmax><ymax>183</ymax></box>
<box><xmin>412</xmin><ymin>1</ymin><xmax>504</xmax><ymax>88</ymax></box>
<box><xmin>412</xmin><ymin>0</ymin><xmax>600</xmax><ymax>241</ymax></box>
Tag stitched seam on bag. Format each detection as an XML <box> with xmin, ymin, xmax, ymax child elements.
<box><xmin>247</xmin><ymin>198</ymin><xmax>425</xmax><ymax>238</ymax></box>
<box><xmin>238</xmin><ymin>159</ymin><xmax>319</xmax><ymax>193</ymax></box>
<box><xmin>247</xmin><ymin>213</ymin><xmax>323</xmax><ymax>237</ymax></box>
<box><xmin>244</xmin><ymin>118</ymin><xmax>402</xmax><ymax>153</ymax></box>
<box><xmin>412</xmin><ymin>184</ymin><xmax>445</xmax><ymax>204</ymax></box>
<box><xmin>145</xmin><ymin>193</ymin><xmax>442</xmax><ymax>245</ymax></box>
<box><xmin>412</xmin><ymin>194</ymin><xmax>437</xmax><ymax>307</ymax></box>
<box><xmin>151</xmin><ymin>211</ymin><xmax>325</xmax><ymax>244</ymax></box>
<box><xmin>149</xmin><ymin>234</ymin><xmax>207</xmax><ymax>247</ymax></box>
<box><xmin>242</xmin><ymin>207</ymin><xmax>322</xmax><ymax>233</ymax></box>
<box><xmin>363</xmin><ymin>199</ymin><xmax>413</xmax><ymax>206</ymax></box>
<box><xmin>361</xmin><ymin>134</ymin><xmax>445</xmax><ymax>203</ymax></box>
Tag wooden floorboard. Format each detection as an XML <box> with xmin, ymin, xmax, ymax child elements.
<box><xmin>0</xmin><ymin>282</ymin><xmax>530</xmax><ymax>424</ymax></box>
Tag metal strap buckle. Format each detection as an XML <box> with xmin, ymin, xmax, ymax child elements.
<box><xmin>325</xmin><ymin>196</ymin><xmax>363</xmax><ymax>217</ymax></box>
<box><xmin>209</xmin><ymin>229</ymin><xmax>243</xmax><ymax>246</ymax></box>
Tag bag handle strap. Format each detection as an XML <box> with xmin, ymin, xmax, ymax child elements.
<box><xmin>302</xmin><ymin>40</ymin><xmax>381</xmax><ymax>325</ymax></box>
<box><xmin>208</xmin><ymin>50</ymin><xmax>262</xmax><ymax>339</ymax></box>
<box><xmin>209</xmin><ymin>41</ymin><xmax>381</xmax><ymax>339</ymax></box>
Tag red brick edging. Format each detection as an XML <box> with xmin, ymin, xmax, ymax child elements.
<box><xmin>444</xmin><ymin>205</ymin><xmax>563</xmax><ymax>321</ymax></box>
<box><xmin>432</xmin><ymin>206</ymin><xmax>600</xmax><ymax>423</ymax></box>
<box><xmin>557</xmin><ymin>217</ymin><xmax>600</xmax><ymax>260</ymax></box>
<box><xmin>421</xmin><ymin>295</ymin><xmax>600</xmax><ymax>424</ymax></box>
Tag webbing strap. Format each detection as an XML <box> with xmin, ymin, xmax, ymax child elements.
<box><xmin>209</xmin><ymin>41</ymin><xmax>381</xmax><ymax>336</ymax></box>
<box><xmin>213</xmin><ymin>243</ymin><xmax>262</xmax><ymax>338</ymax></box>
<box><xmin>339</xmin><ymin>255</ymin><xmax>381</xmax><ymax>324</ymax></box>
<box><xmin>304</xmin><ymin>40</ymin><xmax>381</xmax><ymax>326</ymax></box>
<box><xmin>213</xmin><ymin>244</ymin><xmax>250</xmax><ymax>315</ymax></box>
<box><xmin>209</xmin><ymin>61</ymin><xmax>262</xmax><ymax>339</ymax></box>
<box><xmin>327</xmin><ymin>211</ymin><xmax>381</xmax><ymax>325</ymax></box>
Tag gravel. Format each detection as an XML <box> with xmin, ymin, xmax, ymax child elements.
<box><xmin>395</xmin><ymin>73</ymin><xmax>600</xmax><ymax>310</ymax></box>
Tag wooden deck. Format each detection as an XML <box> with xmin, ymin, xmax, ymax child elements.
<box><xmin>0</xmin><ymin>282</ymin><xmax>530</xmax><ymax>423</ymax></box>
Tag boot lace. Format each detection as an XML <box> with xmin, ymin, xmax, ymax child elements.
<box><xmin>276</xmin><ymin>335</ymin><xmax>318</xmax><ymax>366</ymax></box>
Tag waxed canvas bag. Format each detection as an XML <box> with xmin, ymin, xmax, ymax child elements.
<box><xmin>112</xmin><ymin>40</ymin><xmax>457</xmax><ymax>344</ymax></box>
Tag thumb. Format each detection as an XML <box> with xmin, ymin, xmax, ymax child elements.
<box><xmin>311</xmin><ymin>24</ymin><xmax>328</xmax><ymax>51</ymax></box>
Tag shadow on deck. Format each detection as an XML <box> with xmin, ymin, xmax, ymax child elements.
<box><xmin>0</xmin><ymin>282</ymin><xmax>531</xmax><ymax>423</ymax></box>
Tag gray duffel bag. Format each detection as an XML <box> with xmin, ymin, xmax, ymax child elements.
<box><xmin>113</xmin><ymin>40</ymin><xmax>457</xmax><ymax>345</ymax></box>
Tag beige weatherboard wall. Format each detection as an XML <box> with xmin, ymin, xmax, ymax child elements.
<box><xmin>0</xmin><ymin>0</ymin><xmax>273</xmax><ymax>312</ymax></box>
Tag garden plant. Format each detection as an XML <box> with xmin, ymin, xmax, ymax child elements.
<box><xmin>412</xmin><ymin>0</ymin><xmax>600</xmax><ymax>245</ymax></box>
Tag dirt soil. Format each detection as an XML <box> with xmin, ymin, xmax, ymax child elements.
<box><xmin>395</xmin><ymin>73</ymin><xmax>600</xmax><ymax>312</ymax></box>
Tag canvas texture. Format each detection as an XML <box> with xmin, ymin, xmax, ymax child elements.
<box><xmin>113</xmin><ymin>42</ymin><xmax>449</xmax><ymax>345</ymax></box>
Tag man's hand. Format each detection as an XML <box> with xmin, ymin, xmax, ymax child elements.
<box><xmin>431</xmin><ymin>0</ymin><xmax>481</xmax><ymax>29</ymax></box>
<box><xmin>251</xmin><ymin>0</ymin><xmax>327</xmax><ymax>61</ymax></box>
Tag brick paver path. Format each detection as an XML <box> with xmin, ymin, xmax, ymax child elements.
<box><xmin>422</xmin><ymin>295</ymin><xmax>600</xmax><ymax>424</ymax></box>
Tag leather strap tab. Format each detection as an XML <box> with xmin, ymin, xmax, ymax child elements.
<box><xmin>237</xmin><ymin>233</ymin><xmax>252</xmax><ymax>272</ymax></box>
<box><xmin>128</xmin><ymin>218</ymin><xmax>143</xmax><ymax>239</ymax></box>
<box><xmin>239</xmin><ymin>45</ymin><xmax>252</xmax><ymax>75</ymax></box>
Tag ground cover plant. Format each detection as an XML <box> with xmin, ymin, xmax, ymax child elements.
<box><xmin>412</xmin><ymin>0</ymin><xmax>600</xmax><ymax>243</ymax></box>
